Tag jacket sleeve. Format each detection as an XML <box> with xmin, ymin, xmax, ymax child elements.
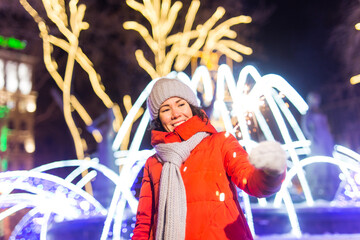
<box><xmin>132</xmin><ymin>158</ymin><xmax>154</xmax><ymax>239</ymax></box>
<box><xmin>222</xmin><ymin>134</ymin><xmax>285</xmax><ymax>198</ymax></box>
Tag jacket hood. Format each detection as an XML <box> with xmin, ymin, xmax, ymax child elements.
<box><xmin>151</xmin><ymin>115</ymin><xmax>217</xmax><ymax>146</ymax></box>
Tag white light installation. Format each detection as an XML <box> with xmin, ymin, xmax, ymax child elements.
<box><xmin>2</xmin><ymin>64</ymin><xmax>360</xmax><ymax>239</ymax></box>
<box><xmin>0</xmin><ymin>159</ymin><xmax>114</xmax><ymax>240</ymax></box>
<box><xmin>0</xmin><ymin>59</ymin><xmax>4</xmax><ymax>89</ymax></box>
<box><xmin>26</xmin><ymin>99</ymin><xmax>37</xmax><ymax>112</ymax></box>
<box><xmin>5</xmin><ymin>61</ymin><xmax>18</xmax><ymax>93</ymax></box>
<box><xmin>18</xmin><ymin>62</ymin><xmax>32</xmax><ymax>95</ymax></box>
<box><xmin>24</xmin><ymin>137</ymin><xmax>35</xmax><ymax>153</ymax></box>
<box><xmin>0</xmin><ymin>60</ymin><xmax>34</xmax><ymax>103</ymax></box>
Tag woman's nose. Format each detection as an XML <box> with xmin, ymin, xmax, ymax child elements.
<box><xmin>171</xmin><ymin>109</ymin><xmax>180</xmax><ymax>119</ymax></box>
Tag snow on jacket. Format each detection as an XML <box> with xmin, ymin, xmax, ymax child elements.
<box><xmin>132</xmin><ymin>116</ymin><xmax>285</xmax><ymax>240</ymax></box>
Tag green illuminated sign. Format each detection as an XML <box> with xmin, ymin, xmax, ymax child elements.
<box><xmin>1</xmin><ymin>158</ymin><xmax>8</xmax><ymax>171</ymax></box>
<box><xmin>0</xmin><ymin>105</ymin><xmax>9</xmax><ymax>118</ymax></box>
<box><xmin>0</xmin><ymin>35</ymin><xmax>27</xmax><ymax>50</ymax></box>
<box><xmin>0</xmin><ymin>126</ymin><xmax>8</xmax><ymax>152</ymax></box>
<box><xmin>0</xmin><ymin>106</ymin><xmax>9</xmax><ymax>152</ymax></box>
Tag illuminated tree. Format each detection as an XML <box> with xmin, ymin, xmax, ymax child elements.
<box><xmin>123</xmin><ymin>0</ymin><xmax>253</xmax><ymax>79</ymax></box>
<box><xmin>17</xmin><ymin>0</ymin><xmax>148</xmax><ymax>165</ymax></box>
<box><xmin>351</xmin><ymin>21</ymin><xmax>360</xmax><ymax>84</ymax></box>
<box><xmin>17</xmin><ymin>0</ymin><xmax>145</xmax><ymax>196</ymax></box>
<box><xmin>18</xmin><ymin>0</ymin><xmax>124</xmax><ymax>162</ymax></box>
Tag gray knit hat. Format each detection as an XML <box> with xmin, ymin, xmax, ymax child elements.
<box><xmin>147</xmin><ymin>77</ymin><xmax>199</xmax><ymax>120</ymax></box>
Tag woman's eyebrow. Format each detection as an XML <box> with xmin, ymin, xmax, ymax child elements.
<box><xmin>159</xmin><ymin>104</ymin><xmax>170</xmax><ymax>109</ymax></box>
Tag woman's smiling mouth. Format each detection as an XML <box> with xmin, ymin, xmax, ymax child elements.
<box><xmin>173</xmin><ymin>120</ymin><xmax>185</xmax><ymax>127</ymax></box>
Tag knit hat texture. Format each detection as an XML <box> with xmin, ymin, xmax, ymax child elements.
<box><xmin>147</xmin><ymin>78</ymin><xmax>198</xmax><ymax>120</ymax></box>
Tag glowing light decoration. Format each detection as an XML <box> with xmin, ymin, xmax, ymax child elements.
<box><xmin>0</xmin><ymin>159</ymin><xmax>116</xmax><ymax>239</ymax></box>
<box><xmin>0</xmin><ymin>105</ymin><xmax>9</xmax><ymax>119</ymax></box>
<box><xmin>0</xmin><ymin>106</ymin><xmax>9</xmax><ymax>153</ymax></box>
<box><xmin>350</xmin><ymin>22</ymin><xmax>360</xmax><ymax>85</ymax></box>
<box><xmin>5</xmin><ymin>61</ymin><xmax>18</xmax><ymax>93</ymax></box>
<box><xmin>350</xmin><ymin>74</ymin><xmax>360</xmax><ymax>85</ymax></box>
<box><xmin>24</xmin><ymin>138</ymin><xmax>35</xmax><ymax>153</ymax></box>
<box><xmin>355</xmin><ymin>23</ymin><xmax>360</xmax><ymax>30</ymax></box>
<box><xmin>123</xmin><ymin>0</ymin><xmax>252</xmax><ymax>79</ymax></box>
<box><xmin>26</xmin><ymin>98</ymin><xmax>37</xmax><ymax>113</ymax></box>
<box><xmin>19</xmin><ymin>0</ymin><xmax>124</xmax><ymax>163</ymax></box>
<box><xmin>0</xmin><ymin>59</ymin><xmax>4</xmax><ymax>89</ymax></box>
<box><xmin>0</xmin><ymin>126</ymin><xmax>8</xmax><ymax>152</ymax></box>
<box><xmin>18</xmin><ymin>63</ymin><xmax>32</xmax><ymax>95</ymax></box>
<box><xmin>0</xmin><ymin>35</ymin><xmax>27</xmax><ymax>50</ymax></box>
<box><xmin>0</xmin><ymin>168</ymin><xmax>106</xmax><ymax>239</ymax></box>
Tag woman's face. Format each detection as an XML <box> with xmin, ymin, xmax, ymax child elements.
<box><xmin>159</xmin><ymin>97</ymin><xmax>193</xmax><ymax>132</ymax></box>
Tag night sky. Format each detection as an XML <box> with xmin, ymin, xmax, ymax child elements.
<box><xmin>249</xmin><ymin>0</ymin><xmax>343</xmax><ymax>98</ymax></box>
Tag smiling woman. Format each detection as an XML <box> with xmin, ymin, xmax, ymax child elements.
<box><xmin>147</xmin><ymin>78</ymin><xmax>200</xmax><ymax>132</ymax></box>
<box><xmin>158</xmin><ymin>97</ymin><xmax>193</xmax><ymax>132</ymax></box>
<box><xmin>132</xmin><ymin>77</ymin><xmax>288</xmax><ymax>240</ymax></box>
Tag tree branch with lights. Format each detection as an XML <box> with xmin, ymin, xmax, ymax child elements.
<box><xmin>123</xmin><ymin>0</ymin><xmax>253</xmax><ymax>79</ymax></box>
<box><xmin>18</xmin><ymin>0</ymin><xmax>133</xmax><ymax>161</ymax></box>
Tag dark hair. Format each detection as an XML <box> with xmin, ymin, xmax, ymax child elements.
<box><xmin>149</xmin><ymin>104</ymin><xmax>208</xmax><ymax>131</ymax></box>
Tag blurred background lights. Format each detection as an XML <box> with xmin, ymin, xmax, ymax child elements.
<box><xmin>26</xmin><ymin>99</ymin><xmax>36</xmax><ymax>113</ymax></box>
<box><xmin>0</xmin><ymin>35</ymin><xmax>27</xmax><ymax>50</ymax></box>
<box><xmin>0</xmin><ymin>126</ymin><xmax>8</xmax><ymax>152</ymax></box>
<box><xmin>18</xmin><ymin>63</ymin><xmax>32</xmax><ymax>94</ymax></box>
<box><xmin>0</xmin><ymin>59</ymin><xmax>4</xmax><ymax>89</ymax></box>
<box><xmin>5</xmin><ymin>61</ymin><xmax>18</xmax><ymax>93</ymax></box>
<box><xmin>6</xmin><ymin>100</ymin><xmax>15</xmax><ymax>110</ymax></box>
<box><xmin>355</xmin><ymin>22</ymin><xmax>360</xmax><ymax>30</ymax></box>
<box><xmin>80</xmin><ymin>201</ymin><xmax>91</xmax><ymax>211</ymax></box>
<box><xmin>350</xmin><ymin>75</ymin><xmax>360</xmax><ymax>85</ymax></box>
<box><xmin>54</xmin><ymin>215</ymin><xmax>65</xmax><ymax>223</ymax></box>
<box><xmin>24</xmin><ymin>138</ymin><xmax>35</xmax><ymax>153</ymax></box>
<box><xmin>0</xmin><ymin>60</ymin><xmax>33</xmax><ymax>93</ymax></box>
<box><xmin>354</xmin><ymin>173</ymin><xmax>360</xmax><ymax>185</ymax></box>
<box><xmin>350</xmin><ymin>22</ymin><xmax>360</xmax><ymax>85</ymax></box>
<box><xmin>32</xmin><ymin>217</ymin><xmax>45</xmax><ymax>225</ymax></box>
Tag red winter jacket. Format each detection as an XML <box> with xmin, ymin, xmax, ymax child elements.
<box><xmin>132</xmin><ymin>116</ymin><xmax>285</xmax><ymax>240</ymax></box>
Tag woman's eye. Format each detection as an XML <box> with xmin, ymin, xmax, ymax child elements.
<box><xmin>161</xmin><ymin>108</ymin><xmax>169</xmax><ymax>112</ymax></box>
<box><xmin>179</xmin><ymin>103</ymin><xmax>185</xmax><ymax>107</ymax></box>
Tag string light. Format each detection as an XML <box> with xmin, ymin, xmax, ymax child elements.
<box><xmin>124</xmin><ymin>0</ymin><xmax>252</xmax><ymax>79</ymax></box>
<box><xmin>350</xmin><ymin>74</ymin><xmax>360</xmax><ymax>85</ymax></box>
<box><xmin>19</xmin><ymin>0</ymin><xmax>124</xmax><ymax>163</ymax></box>
<box><xmin>355</xmin><ymin>23</ymin><xmax>360</xmax><ymax>30</ymax></box>
<box><xmin>350</xmin><ymin>23</ymin><xmax>360</xmax><ymax>84</ymax></box>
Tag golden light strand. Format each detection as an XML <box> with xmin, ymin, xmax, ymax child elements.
<box><xmin>19</xmin><ymin>0</ymin><xmax>128</xmax><ymax>194</ymax></box>
<box><xmin>19</xmin><ymin>0</ymin><xmax>124</xmax><ymax>146</ymax></box>
<box><xmin>124</xmin><ymin>0</ymin><xmax>253</xmax><ymax>78</ymax></box>
<box><xmin>120</xmin><ymin>95</ymin><xmax>144</xmax><ymax>151</ymax></box>
<box><xmin>351</xmin><ymin>22</ymin><xmax>360</xmax><ymax>85</ymax></box>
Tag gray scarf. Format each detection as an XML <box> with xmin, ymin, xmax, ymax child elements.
<box><xmin>154</xmin><ymin>131</ymin><xmax>209</xmax><ymax>240</ymax></box>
